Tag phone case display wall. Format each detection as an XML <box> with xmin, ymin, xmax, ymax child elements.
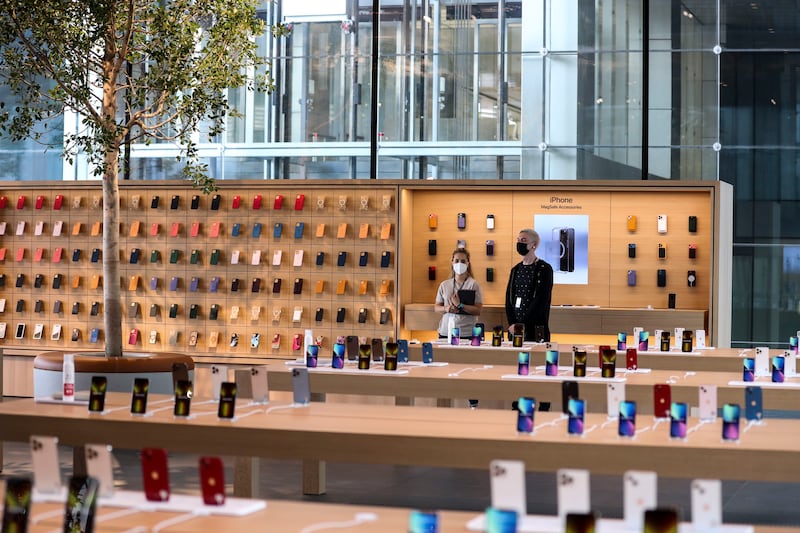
<box><xmin>400</xmin><ymin>182</ymin><xmax>731</xmax><ymax>345</ymax></box>
<box><xmin>0</xmin><ymin>183</ymin><xmax>397</xmax><ymax>357</ymax></box>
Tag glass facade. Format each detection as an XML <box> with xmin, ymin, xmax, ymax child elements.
<box><xmin>2</xmin><ymin>0</ymin><xmax>800</xmax><ymax>346</ymax></box>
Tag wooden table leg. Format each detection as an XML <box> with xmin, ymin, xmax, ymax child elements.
<box><xmin>302</xmin><ymin>460</ymin><xmax>326</xmax><ymax>495</ymax></box>
<box><xmin>233</xmin><ymin>456</ymin><xmax>259</xmax><ymax>498</ymax></box>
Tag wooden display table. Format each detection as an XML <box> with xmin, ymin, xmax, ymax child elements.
<box><xmin>406</xmin><ymin>341</ymin><xmax>757</xmax><ymax>373</ymax></box>
<box><xmin>32</xmin><ymin>351</ymin><xmax>195</xmax><ymax>396</ymax></box>
<box><xmin>265</xmin><ymin>362</ymin><xmax>800</xmax><ymax>414</ymax></box>
<box><xmin>404</xmin><ymin>304</ymin><xmax>708</xmax><ymax>338</ymax></box>
<box><xmin>16</xmin><ymin>494</ymin><xmax>796</xmax><ymax>533</ymax></box>
<box><xmin>1</xmin><ymin>394</ymin><xmax>799</xmax><ymax>499</ymax></box>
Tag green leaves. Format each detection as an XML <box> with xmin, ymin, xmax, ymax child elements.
<box><xmin>0</xmin><ymin>0</ymin><xmax>284</xmax><ymax>189</ymax></box>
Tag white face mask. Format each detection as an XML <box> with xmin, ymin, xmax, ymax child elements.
<box><xmin>453</xmin><ymin>262</ymin><xmax>468</xmax><ymax>275</ymax></box>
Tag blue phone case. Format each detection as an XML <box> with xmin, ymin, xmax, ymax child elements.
<box><xmin>337</xmin><ymin>251</ymin><xmax>347</xmax><ymax>266</ymax></box>
<box><xmin>294</xmin><ymin>222</ymin><xmax>304</xmax><ymax>239</ymax></box>
<box><xmin>359</xmin><ymin>252</ymin><xmax>368</xmax><ymax>267</ymax></box>
<box><xmin>252</xmin><ymin>222</ymin><xmax>262</xmax><ymax>238</ymax></box>
<box><xmin>190</xmin><ymin>277</ymin><xmax>199</xmax><ymax>292</ymax></box>
<box><xmin>209</xmin><ymin>277</ymin><xmax>219</xmax><ymax>293</ymax></box>
<box><xmin>273</xmin><ymin>223</ymin><xmax>283</xmax><ymax>238</ymax></box>
<box><xmin>231</xmin><ymin>223</ymin><xmax>241</xmax><ymax>237</ymax></box>
<box><xmin>169</xmin><ymin>277</ymin><xmax>178</xmax><ymax>291</ymax></box>
<box><xmin>397</xmin><ymin>339</ymin><xmax>409</xmax><ymax>363</ymax></box>
<box><xmin>381</xmin><ymin>251</ymin><xmax>391</xmax><ymax>268</ymax></box>
<box><xmin>422</xmin><ymin>342</ymin><xmax>433</xmax><ymax>363</ymax></box>
<box><xmin>90</xmin><ymin>328</ymin><xmax>99</xmax><ymax>343</ymax></box>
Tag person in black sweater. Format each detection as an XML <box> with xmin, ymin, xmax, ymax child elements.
<box><xmin>505</xmin><ymin>228</ymin><xmax>554</xmax><ymax>342</ymax></box>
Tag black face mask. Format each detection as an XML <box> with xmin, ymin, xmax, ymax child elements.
<box><xmin>516</xmin><ymin>242</ymin><xmax>530</xmax><ymax>256</ymax></box>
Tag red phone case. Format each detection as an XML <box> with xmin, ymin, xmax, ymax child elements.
<box><xmin>129</xmin><ymin>328</ymin><xmax>139</xmax><ymax>345</ymax></box>
<box><xmin>232</xmin><ymin>195</ymin><xmax>241</xmax><ymax>209</ymax></box>
<box><xmin>35</xmin><ymin>195</ymin><xmax>44</xmax><ymax>209</ymax></box>
<box><xmin>653</xmin><ymin>384</ymin><xmax>671</xmax><ymax>418</ymax></box>
<box><xmin>53</xmin><ymin>194</ymin><xmax>63</xmax><ymax>210</ymax></box>
<box><xmin>252</xmin><ymin>194</ymin><xmax>262</xmax><ymax>210</ymax></box>
<box><xmin>150</xmin><ymin>223</ymin><xmax>159</xmax><ymax>236</ymax></box>
<box><xmin>170</xmin><ymin>222</ymin><xmax>180</xmax><ymax>237</ymax></box>
<box><xmin>626</xmin><ymin>348</ymin><xmax>638</xmax><ymax>371</ymax></box>
<box><xmin>0</xmin><ymin>196</ymin><xmax>6</xmax><ymax>208</ymax></box>
<box><xmin>295</xmin><ymin>194</ymin><xmax>305</xmax><ymax>211</ymax></box>
<box><xmin>199</xmin><ymin>456</ymin><xmax>226</xmax><ymax>505</ymax></box>
<box><xmin>34</xmin><ymin>248</ymin><xmax>43</xmax><ymax>262</ymax></box>
<box><xmin>141</xmin><ymin>448</ymin><xmax>170</xmax><ymax>502</ymax></box>
<box><xmin>190</xmin><ymin>222</ymin><xmax>200</xmax><ymax>237</ymax></box>
<box><xmin>0</xmin><ymin>248</ymin><xmax>5</xmax><ymax>262</ymax></box>
<box><xmin>273</xmin><ymin>194</ymin><xmax>283</xmax><ymax>210</ymax></box>
<box><xmin>16</xmin><ymin>195</ymin><xmax>25</xmax><ymax>209</ymax></box>
<box><xmin>53</xmin><ymin>247</ymin><xmax>63</xmax><ymax>263</ymax></box>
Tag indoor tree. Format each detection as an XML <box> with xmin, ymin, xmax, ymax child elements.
<box><xmin>0</xmin><ymin>0</ymin><xmax>288</xmax><ymax>357</ymax></box>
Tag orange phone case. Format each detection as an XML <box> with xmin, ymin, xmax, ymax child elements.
<box><xmin>315</xmin><ymin>279</ymin><xmax>324</xmax><ymax>294</ymax></box>
<box><xmin>428</xmin><ymin>213</ymin><xmax>438</xmax><ymax>229</ymax></box>
<box><xmin>129</xmin><ymin>275</ymin><xmax>139</xmax><ymax>291</ymax></box>
<box><xmin>129</xmin><ymin>220</ymin><xmax>140</xmax><ymax>237</ymax></box>
<box><xmin>380</xmin><ymin>279</ymin><xmax>391</xmax><ymax>295</ymax></box>
<box><xmin>90</xmin><ymin>275</ymin><xmax>100</xmax><ymax>289</ymax></box>
<box><xmin>627</xmin><ymin>215</ymin><xmax>637</xmax><ymax>231</ymax></box>
<box><xmin>358</xmin><ymin>223</ymin><xmax>369</xmax><ymax>239</ymax></box>
<box><xmin>316</xmin><ymin>223</ymin><xmax>325</xmax><ymax>237</ymax></box>
<box><xmin>72</xmin><ymin>275</ymin><xmax>81</xmax><ymax>289</ymax></box>
<box><xmin>336</xmin><ymin>279</ymin><xmax>347</xmax><ymax>295</ymax></box>
<box><xmin>72</xmin><ymin>222</ymin><xmax>82</xmax><ymax>236</ymax></box>
<box><xmin>337</xmin><ymin>223</ymin><xmax>347</xmax><ymax>239</ymax></box>
<box><xmin>358</xmin><ymin>280</ymin><xmax>368</xmax><ymax>295</ymax></box>
<box><xmin>91</xmin><ymin>221</ymin><xmax>101</xmax><ymax>236</ymax></box>
<box><xmin>380</xmin><ymin>223</ymin><xmax>392</xmax><ymax>240</ymax></box>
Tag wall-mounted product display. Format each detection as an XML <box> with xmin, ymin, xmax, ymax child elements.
<box><xmin>0</xmin><ymin>182</ymin><xmax>397</xmax><ymax>357</ymax></box>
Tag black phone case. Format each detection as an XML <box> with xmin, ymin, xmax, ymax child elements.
<box><xmin>92</xmin><ymin>302</ymin><xmax>100</xmax><ymax>316</ymax></box>
<box><xmin>191</xmin><ymin>195</ymin><xmax>200</xmax><ymax>209</ymax></box>
<box><xmin>657</xmin><ymin>269</ymin><xmax>667</xmax><ymax>287</ymax></box>
<box><xmin>380</xmin><ymin>307</ymin><xmax>390</xmax><ymax>325</ymax></box>
<box><xmin>34</xmin><ymin>274</ymin><xmax>43</xmax><ymax>288</ymax></box>
<box><xmin>358</xmin><ymin>308</ymin><xmax>368</xmax><ymax>323</ymax></box>
<box><xmin>210</xmin><ymin>194</ymin><xmax>221</xmax><ymax>210</ymax></box>
<box><xmin>150</xmin><ymin>195</ymin><xmax>159</xmax><ymax>209</ymax></box>
<box><xmin>73</xmin><ymin>249</ymin><xmax>82</xmax><ymax>262</ymax></box>
<box><xmin>428</xmin><ymin>239</ymin><xmax>437</xmax><ymax>256</ymax></box>
<box><xmin>381</xmin><ymin>251</ymin><xmax>391</xmax><ymax>268</ymax></box>
<box><xmin>561</xmin><ymin>381</ymin><xmax>579</xmax><ymax>414</ymax></box>
<box><xmin>668</xmin><ymin>293</ymin><xmax>676</xmax><ymax>308</ymax></box>
<box><xmin>53</xmin><ymin>300</ymin><xmax>63</xmax><ymax>313</ymax></box>
<box><xmin>209</xmin><ymin>305</ymin><xmax>219</xmax><ymax>320</ymax></box>
<box><xmin>272</xmin><ymin>278</ymin><xmax>282</xmax><ymax>294</ymax></box>
<box><xmin>230</xmin><ymin>278</ymin><xmax>240</xmax><ymax>292</ymax></box>
<box><xmin>293</xmin><ymin>278</ymin><xmax>303</xmax><ymax>294</ymax></box>
<box><xmin>337</xmin><ymin>251</ymin><xmax>347</xmax><ymax>266</ymax></box>
<box><xmin>71</xmin><ymin>302</ymin><xmax>79</xmax><ymax>315</ymax></box>
<box><xmin>688</xmin><ymin>215</ymin><xmax>697</xmax><ymax>232</ymax></box>
<box><xmin>170</xmin><ymin>195</ymin><xmax>179</xmax><ymax>209</ymax></box>
<box><xmin>337</xmin><ymin>307</ymin><xmax>346</xmax><ymax>323</ymax></box>
<box><xmin>359</xmin><ymin>252</ymin><xmax>368</xmax><ymax>267</ymax></box>
<box><xmin>52</xmin><ymin>274</ymin><xmax>61</xmax><ymax>289</ymax></box>
<box><xmin>16</xmin><ymin>273</ymin><xmax>24</xmax><ymax>288</ymax></box>
<box><xmin>16</xmin><ymin>299</ymin><xmax>24</xmax><ymax>312</ymax></box>
<box><xmin>315</xmin><ymin>307</ymin><xmax>323</xmax><ymax>321</ymax></box>
<box><xmin>35</xmin><ymin>299</ymin><xmax>43</xmax><ymax>313</ymax></box>
<box><xmin>169</xmin><ymin>304</ymin><xmax>178</xmax><ymax>318</ymax></box>
<box><xmin>252</xmin><ymin>278</ymin><xmax>261</xmax><ymax>293</ymax></box>
<box><xmin>189</xmin><ymin>304</ymin><xmax>198</xmax><ymax>319</ymax></box>
<box><xmin>628</xmin><ymin>243</ymin><xmax>636</xmax><ymax>258</ymax></box>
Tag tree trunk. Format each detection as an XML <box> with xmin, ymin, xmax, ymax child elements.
<box><xmin>103</xmin><ymin>152</ymin><xmax>123</xmax><ymax>357</ymax></box>
<box><xmin>102</xmin><ymin>30</ymin><xmax>123</xmax><ymax>357</ymax></box>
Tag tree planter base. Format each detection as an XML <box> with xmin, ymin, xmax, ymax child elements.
<box><xmin>33</xmin><ymin>351</ymin><xmax>195</xmax><ymax>398</ymax></box>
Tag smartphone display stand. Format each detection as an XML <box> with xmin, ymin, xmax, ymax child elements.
<box><xmin>97</xmin><ymin>490</ymin><xmax>266</xmax><ymax>516</ymax></box>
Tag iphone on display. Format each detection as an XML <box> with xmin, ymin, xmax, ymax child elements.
<box><xmin>516</xmin><ymin>397</ymin><xmax>535</xmax><ymax>434</ymax></box>
<box><xmin>140</xmin><ymin>448</ymin><xmax>170</xmax><ymax>502</ymax></box>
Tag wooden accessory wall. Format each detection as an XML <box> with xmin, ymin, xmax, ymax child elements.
<box><xmin>0</xmin><ymin>180</ymin><xmax>730</xmax><ymax>356</ymax></box>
